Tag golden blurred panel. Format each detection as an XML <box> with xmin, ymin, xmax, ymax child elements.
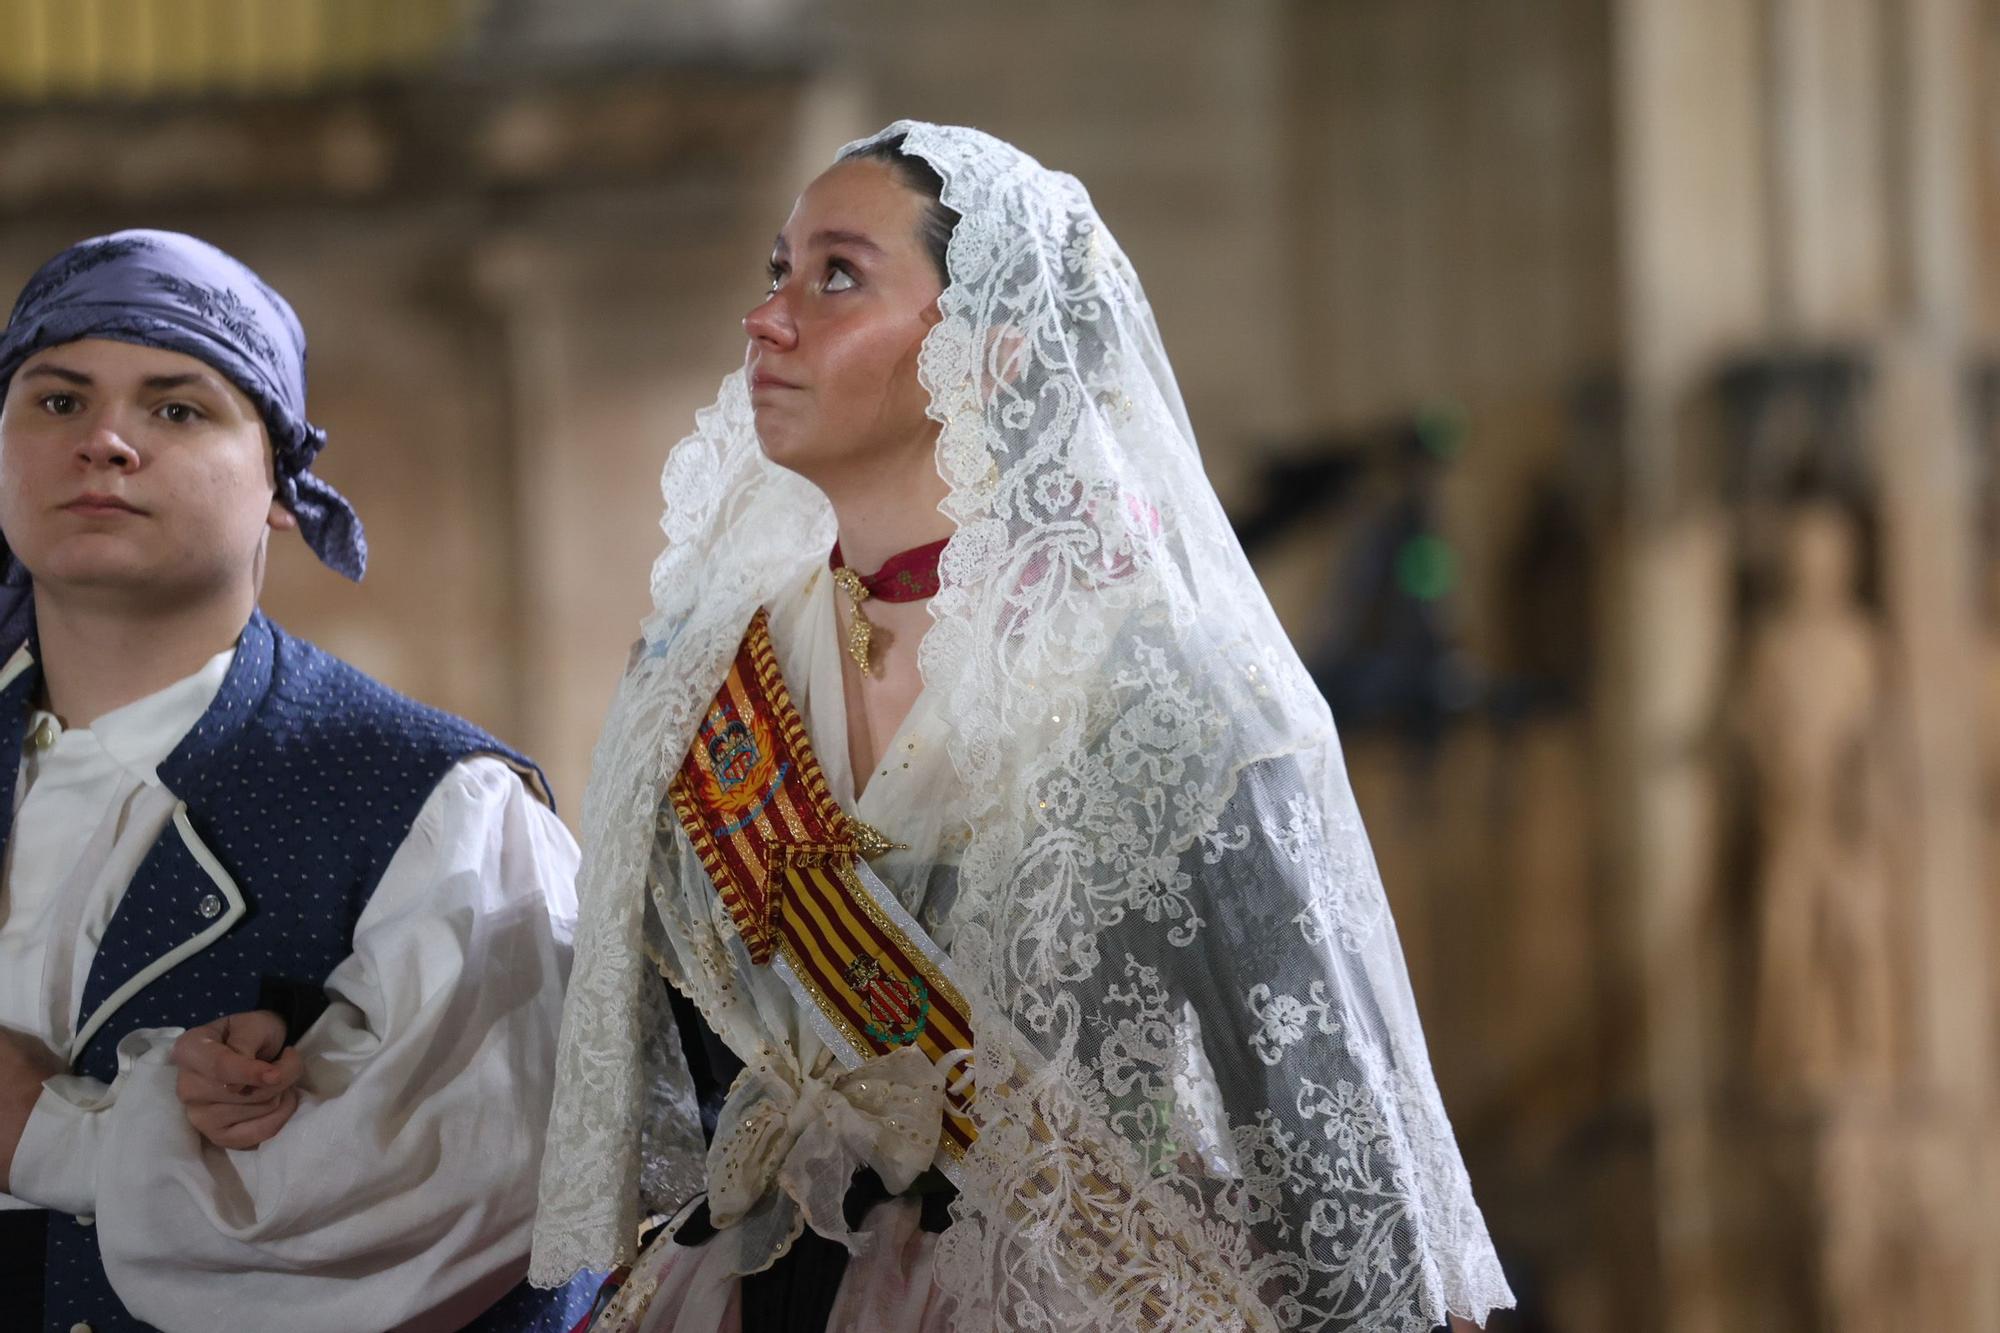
<box><xmin>0</xmin><ymin>0</ymin><xmax>480</xmax><ymax>102</ymax></box>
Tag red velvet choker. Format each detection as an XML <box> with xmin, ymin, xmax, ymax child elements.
<box><xmin>828</xmin><ymin>538</ymin><xmax>948</xmax><ymax>602</ymax></box>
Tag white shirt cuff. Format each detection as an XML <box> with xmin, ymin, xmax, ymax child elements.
<box><xmin>9</xmin><ymin>1027</ymin><xmax>181</xmax><ymax>1217</ymax></box>
<box><xmin>11</xmin><ymin>1079</ymin><xmax>107</xmax><ymax>1216</ymax></box>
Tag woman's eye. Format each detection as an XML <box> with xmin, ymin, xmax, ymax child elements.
<box><xmin>766</xmin><ymin>261</ymin><xmax>786</xmax><ymax>294</ymax></box>
<box><xmin>40</xmin><ymin>392</ymin><xmax>79</xmax><ymax>415</ymax></box>
<box><xmin>823</xmin><ymin>265</ymin><xmax>856</xmax><ymax>293</ymax></box>
<box><xmin>157</xmin><ymin>402</ymin><xmax>204</xmax><ymax>425</ymax></box>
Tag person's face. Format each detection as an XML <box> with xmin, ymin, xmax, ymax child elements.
<box><xmin>0</xmin><ymin>338</ymin><xmax>293</xmax><ymax>606</ymax></box>
<box><xmin>742</xmin><ymin>159</ymin><xmax>945</xmax><ymax>486</ymax></box>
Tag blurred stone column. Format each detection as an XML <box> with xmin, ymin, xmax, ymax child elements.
<box><xmin>1878</xmin><ymin>0</ymin><xmax>1989</xmax><ymax>1110</ymax></box>
<box><xmin>1608</xmin><ymin>2</ymin><xmax>1774</xmax><ymax>1328</ymax></box>
<box><xmin>468</xmin><ymin>232</ymin><xmax>563</xmax><ymax>777</ymax></box>
<box><xmin>1873</xmin><ymin>0</ymin><xmax>1995</xmax><ymax>1327</ymax></box>
<box><xmin>1609</xmin><ymin>0</ymin><xmax>1998</xmax><ymax>1328</ymax></box>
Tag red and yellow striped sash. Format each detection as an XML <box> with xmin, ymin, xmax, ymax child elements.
<box><xmin>667</xmin><ymin>609</ymin><xmax>976</xmax><ymax>1160</ymax></box>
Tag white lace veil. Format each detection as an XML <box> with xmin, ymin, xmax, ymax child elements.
<box><xmin>531</xmin><ymin>120</ymin><xmax>1513</xmax><ymax>1332</ymax></box>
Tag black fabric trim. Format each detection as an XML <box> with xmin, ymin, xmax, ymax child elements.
<box><xmin>666</xmin><ymin>979</ymin><xmax>741</xmax><ymax>1144</ymax></box>
<box><xmin>744</xmin><ymin>1222</ymin><xmax>850</xmax><ymax>1333</ymax></box>
<box><xmin>0</xmin><ymin>1208</ymin><xmax>47</xmax><ymax>1329</ymax></box>
<box><xmin>255</xmin><ymin>975</ymin><xmax>332</xmax><ymax>1047</ymax></box>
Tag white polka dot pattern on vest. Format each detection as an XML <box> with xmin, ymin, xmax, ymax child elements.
<box><xmin>1</xmin><ymin>612</ymin><xmax>594</xmax><ymax>1333</ymax></box>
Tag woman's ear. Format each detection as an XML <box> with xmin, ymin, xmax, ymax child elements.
<box><xmin>267</xmin><ymin>498</ymin><xmax>299</xmax><ymax>533</ymax></box>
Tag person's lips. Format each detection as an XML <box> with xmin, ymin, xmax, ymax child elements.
<box><xmin>62</xmin><ymin>492</ymin><xmax>146</xmax><ymax>517</ymax></box>
<box><xmin>750</xmin><ymin>370</ymin><xmax>802</xmax><ymax>393</ymax></box>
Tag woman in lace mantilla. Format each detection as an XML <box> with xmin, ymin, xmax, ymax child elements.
<box><xmin>531</xmin><ymin>121</ymin><xmax>1515</xmax><ymax>1333</ymax></box>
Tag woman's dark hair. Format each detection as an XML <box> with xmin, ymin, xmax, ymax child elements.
<box><xmin>840</xmin><ymin>135</ymin><xmax>959</xmax><ymax>285</ymax></box>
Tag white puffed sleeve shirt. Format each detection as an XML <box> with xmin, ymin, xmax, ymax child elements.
<box><xmin>0</xmin><ymin>644</ymin><xmax>581</xmax><ymax>1332</ymax></box>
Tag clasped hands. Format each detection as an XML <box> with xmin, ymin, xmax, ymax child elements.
<box><xmin>0</xmin><ymin>1009</ymin><xmax>303</xmax><ymax>1195</ymax></box>
<box><xmin>167</xmin><ymin>1009</ymin><xmax>303</xmax><ymax>1150</ymax></box>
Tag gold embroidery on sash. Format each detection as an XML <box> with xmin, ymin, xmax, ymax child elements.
<box><xmin>665</xmin><ymin>613</ymin><xmax>1264</xmax><ymax>1326</ymax></box>
<box><xmin>668</xmin><ymin>610</ymin><xmax>976</xmax><ymax>1158</ymax></box>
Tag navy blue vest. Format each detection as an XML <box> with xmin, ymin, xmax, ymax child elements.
<box><xmin>0</xmin><ymin>612</ymin><xmax>599</xmax><ymax>1332</ymax></box>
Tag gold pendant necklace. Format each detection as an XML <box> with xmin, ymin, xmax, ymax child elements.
<box><xmin>831</xmin><ymin>566</ymin><xmax>875</xmax><ymax>674</ymax></box>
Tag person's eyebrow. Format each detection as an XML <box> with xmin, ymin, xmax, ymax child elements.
<box><xmin>810</xmin><ymin>229</ymin><xmax>884</xmax><ymax>255</ymax></box>
<box><xmin>140</xmin><ymin>372</ymin><xmax>226</xmax><ymax>394</ymax></box>
<box><xmin>18</xmin><ymin>365</ymin><xmax>231</xmax><ymax>397</ymax></box>
<box><xmin>772</xmin><ymin>229</ymin><xmax>886</xmax><ymax>258</ymax></box>
<box><xmin>20</xmin><ymin>364</ymin><xmax>91</xmax><ymax>386</ymax></box>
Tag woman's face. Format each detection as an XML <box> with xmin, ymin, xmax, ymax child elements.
<box><xmin>743</xmin><ymin>159</ymin><xmax>945</xmax><ymax>487</ymax></box>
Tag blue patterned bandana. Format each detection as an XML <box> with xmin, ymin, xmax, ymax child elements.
<box><xmin>0</xmin><ymin>229</ymin><xmax>366</xmax><ymax>585</ymax></box>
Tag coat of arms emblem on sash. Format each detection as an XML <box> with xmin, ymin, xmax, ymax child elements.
<box><xmin>666</xmin><ymin>610</ymin><xmax>977</xmax><ymax>1160</ymax></box>
<box><xmin>843</xmin><ymin>954</ymin><xmax>930</xmax><ymax>1046</ymax></box>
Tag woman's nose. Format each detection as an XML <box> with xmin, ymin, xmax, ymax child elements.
<box><xmin>742</xmin><ymin>290</ymin><xmax>797</xmax><ymax>350</ymax></box>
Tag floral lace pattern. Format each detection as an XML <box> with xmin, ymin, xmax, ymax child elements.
<box><xmin>1247</xmin><ymin>981</ymin><xmax>1341</xmax><ymax>1066</ymax></box>
<box><xmin>1262</xmin><ymin>785</ymin><xmax>1391</xmax><ymax>953</ymax></box>
<box><xmin>530</xmin><ymin>121</ymin><xmax>1512</xmax><ymax>1332</ymax></box>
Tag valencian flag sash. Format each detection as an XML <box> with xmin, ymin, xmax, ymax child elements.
<box><xmin>667</xmin><ymin>609</ymin><xmax>977</xmax><ymax>1163</ymax></box>
<box><xmin>664</xmin><ymin>611</ymin><xmax>1271</xmax><ymax>1330</ymax></box>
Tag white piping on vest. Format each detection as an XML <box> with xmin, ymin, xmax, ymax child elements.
<box><xmin>68</xmin><ymin>803</ymin><xmax>247</xmax><ymax>1063</ymax></box>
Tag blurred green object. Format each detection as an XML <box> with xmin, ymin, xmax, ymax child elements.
<box><xmin>1396</xmin><ymin>533</ymin><xmax>1459</xmax><ymax>602</ymax></box>
<box><xmin>1415</xmin><ymin>399</ymin><xmax>1468</xmax><ymax>461</ymax></box>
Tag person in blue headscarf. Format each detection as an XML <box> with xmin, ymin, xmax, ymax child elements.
<box><xmin>0</xmin><ymin>229</ymin><xmax>364</xmax><ymax>658</ymax></box>
<box><xmin>0</xmin><ymin>231</ymin><xmax>601</xmax><ymax>1332</ymax></box>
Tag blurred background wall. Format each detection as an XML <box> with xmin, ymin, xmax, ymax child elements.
<box><xmin>2</xmin><ymin>2</ymin><xmax>1995</xmax><ymax>1329</ymax></box>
